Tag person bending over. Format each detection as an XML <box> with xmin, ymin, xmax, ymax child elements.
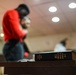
<box><xmin>2</xmin><ymin>4</ymin><xmax>30</xmax><ymax>62</ymax></box>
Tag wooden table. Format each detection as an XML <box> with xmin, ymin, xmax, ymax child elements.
<box><xmin>0</xmin><ymin>60</ymin><xmax>76</xmax><ymax>75</ymax></box>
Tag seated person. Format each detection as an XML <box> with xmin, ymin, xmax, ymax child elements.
<box><xmin>54</xmin><ymin>38</ymin><xmax>68</xmax><ymax>52</ymax></box>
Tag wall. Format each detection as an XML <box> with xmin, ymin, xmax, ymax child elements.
<box><xmin>25</xmin><ymin>33</ymin><xmax>76</xmax><ymax>53</ymax></box>
<box><xmin>0</xmin><ymin>33</ymin><xmax>76</xmax><ymax>54</ymax></box>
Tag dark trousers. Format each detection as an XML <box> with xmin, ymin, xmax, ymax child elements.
<box><xmin>3</xmin><ymin>40</ymin><xmax>24</xmax><ymax>62</ymax></box>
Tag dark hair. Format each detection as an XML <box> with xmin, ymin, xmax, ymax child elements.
<box><xmin>16</xmin><ymin>4</ymin><xmax>30</xmax><ymax>19</ymax></box>
<box><xmin>60</xmin><ymin>38</ymin><xmax>67</xmax><ymax>46</ymax></box>
<box><xmin>18</xmin><ymin>4</ymin><xmax>30</xmax><ymax>14</ymax></box>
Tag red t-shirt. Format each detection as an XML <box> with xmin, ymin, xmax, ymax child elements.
<box><xmin>2</xmin><ymin>9</ymin><xmax>26</xmax><ymax>42</ymax></box>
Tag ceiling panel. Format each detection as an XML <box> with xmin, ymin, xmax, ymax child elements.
<box><xmin>0</xmin><ymin>0</ymin><xmax>76</xmax><ymax>38</ymax></box>
<box><xmin>0</xmin><ymin>0</ymin><xmax>24</xmax><ymax>9</ymax></box>
<box><xmin>0</xmin><ymin>7</ymin><xmax>5</xmax><ymax>13</ymax></box>
<box><xmin>57</xmin><ymin>0</ymin><xmax>76</xmax><ymax>13</ymax></box>
<box><xmin>24</xmin><ymin>0</ymin><xmax>54</xmax><ymax>6</ymax></box>
<box><xmin>28</xmin><ymin>7</ymin><xmax>41</xmax><ymax>19</ymax></box>
<box><xmin>65</xmin><ymin>11</ymin><xmax>76</xmax><ymax>31</ymax></box>
<box><xmin>44</xmin><ymin>13</ymin><xmax>73</xmax><ymax>33</ymax></box>
<box><xmin>31</xmin><ymin>17</ymin><xmax>56</xmax><ymax>34</ymax></box>
<box><xmin>34</xmin><ymin>2</ymin><xmax>62</xmax><ymax>17</ymax></box>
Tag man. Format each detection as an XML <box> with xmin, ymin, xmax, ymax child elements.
<box><xmin>20</xmin><ymin>16</ymin><xmax>31</xmax><ymax>57</ymax></box>
<box><xmin>2</xmin><ymin>4</ymin><xmax>30</xmax><ymax>62</ymax></box>
<box><xmin>54</xmin><ymin>38</ymin><xmax>68</xmax><ymax>52</ymax></box>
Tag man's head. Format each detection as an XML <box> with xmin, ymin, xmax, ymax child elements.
<box><xmin>60</xmin><ymin>38</ymin><xmax>68</xmax><ymax>46</ymax></box>
<box><xmin>16</xmin><ymin>4</ymin><xmax>30</xmax><ymax>19</ymax></box>
<box><xmin>20</xmin><ymin>16</ymin><xmax>31</xmax><ymax>29</ymax></box>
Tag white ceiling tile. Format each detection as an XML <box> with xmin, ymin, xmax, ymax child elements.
<box><xmin>24</xmin><ymin>0</ymin><xmax>54</xmax><ymax>6</ymax></box>
<box><xmin>44</xmin><ymin>13</ymin><xmax>73</xmax><ymax>33</ymax></box>
<box><xmin>57</xmin><ymin>0</ymin><xmax>76</xmax><ymax>13</ymax></box>
<box><xmin>64</xmin><ymin>11</ymin><xmax>76</xmax><ymax>31</ymax></box>
<box><xmin>0</xmin><ymin>0</ymin><xmax>24</xmax><ymax>9</ymax></box>
<box><xmin>0</xmin><ymin>0</ymin><xmax>76</xmax><ymax>38</ymax></box>
<box><xmin>35</xmin><ymin>2</ymin><xmax>62</xmax><ymax>16</ymax></box>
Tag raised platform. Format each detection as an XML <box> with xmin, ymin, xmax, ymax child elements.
<box><xmin>35</xmin><ymin>50</ymin><xmax>76</xmax><ymax>61</ymax></box>
<box><xmin>0</xmin><ymin>60</ymin><xmax>76</xmax><ymax>75</ymax></box>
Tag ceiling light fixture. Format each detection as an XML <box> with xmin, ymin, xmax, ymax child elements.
<box><xmin>0</xmin><ymin>33</ymin><xmax>4</xmax><ymax>37</ymax></box>
<box><xmin>52</xmin><ymin>17</ymin><xmax>60</xmax><ymax>22</ymax></box>
<box><xmin>69</xmin><ymin>2</ymin><xmax>76</xmax><ymax>9</ymax></box>
<box><xmin>49</xmin><ymin>6</ymin><xmax>57</xmax><ymax>12</ymax></box>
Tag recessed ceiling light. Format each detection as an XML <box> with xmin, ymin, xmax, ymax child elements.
<box><xmin>0</xmin><ymin>33</ymin><xmax>4</xmax><ymax>37</ymax></box>
<box><xmin>52</xmin><ymin>17</ymin><xmax>60</xmax><ymax>22</ymax></box>
<box><xmin>69</xmin><ymin>2</ymin><xmax>76</xmax><ymax>9</ymax></box>
<box><xmin>49</xmin><ymin>6</ymin><xmax>57</xmax><ymax>12</ymax></box>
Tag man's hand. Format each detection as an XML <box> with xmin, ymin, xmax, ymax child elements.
<box><xmin>25</xmin><ymin>29</ymin><xmax>28</xmax><ymax>34</ymax></box>
<box><xmin>22</xmin><ymin>30</ymin><xmax>28</xmax><ymax>39</ymax></box>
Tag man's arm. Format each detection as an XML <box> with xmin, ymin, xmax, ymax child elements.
<box><xmin>8</xmin><ymin>10</ymin><xmax>27</xmax><ymax>39</ymax></box>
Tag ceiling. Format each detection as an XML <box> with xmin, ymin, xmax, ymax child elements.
<box><xmin>0</xmin><ymin>0</ymin><xmax>76</xmax><ymax>38</ymax></box>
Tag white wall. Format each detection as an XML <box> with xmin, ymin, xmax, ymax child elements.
<box><xmin>0</xmin><ymin>33</ymin><xmax>76</xmax><ymax>54</ymax></box>
<box><xmin>25</xmin><ymin>33</ymin><xmax>76</xmax><ymax>53</ymax></box>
